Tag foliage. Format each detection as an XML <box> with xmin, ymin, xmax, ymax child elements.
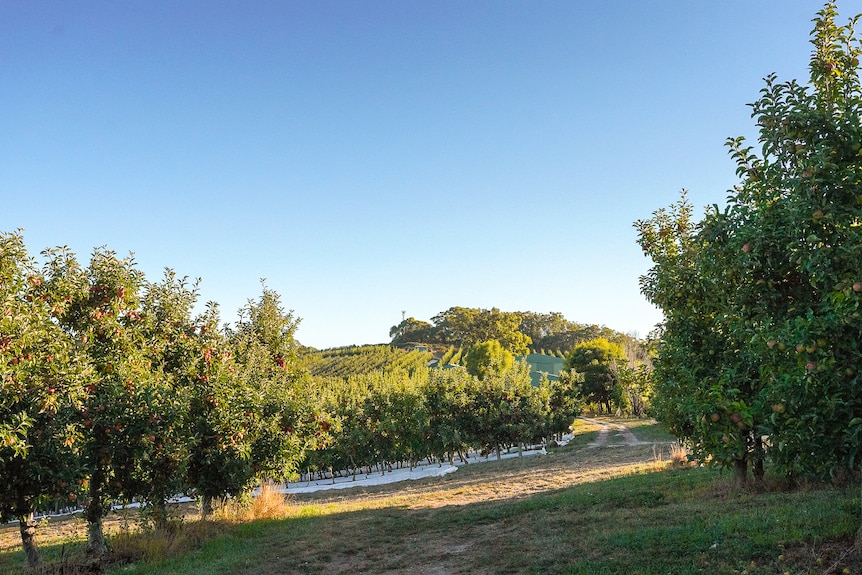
<box><xmin>198</xmin><ymin>287</ymin><xmax>323</xmax><ymax>507</ymax></box>
<box><xmin>635</xmin><ymin>2</ymin><xmax>862</xmax><ymax>482</ymax></box>
<box><xmin>431</xmin><ymin>307</ymin><xmax>532</xmax><ymax>354</ymax></box>
<box><xmin>565</xmin><ymin>338</ymin><xmax>626</xmax><ymax>413</ymax></box>
<box><xmin>302</xmin><ymin>345</ymin><xmax>432</xmax><ymax>378</ymax></box>
<box><xmin>0</xmin><ymin>233</ymin><xmax>87</xmax><ymax>568</ymax></box>
<box><xmin>388</xmin><ymin>317</ymin><xmax>435</xmax><ymax>347</ymax></box>
<box><xmin>389</xmin><ymin>307</ymin><xmax>646</xmax><ymax>361</ymax></box>
<box><xmin>0</xmin><ymin>234</ymin><xmax>323</xmax><ymax>561</ymax></box>
<box><xmin>302</xmin><ymin>359</ymin><xmax>567</xmax><ymax>475</ymax></box>
<box><xmin>463</xmin><ymin>339</ymin><xmax>514</xmax><ymax>379</ymax></box>
<box><xmin>615</xmin><ymin>364</ymin><xmax>653</xmax><ymax>418</ymax></box>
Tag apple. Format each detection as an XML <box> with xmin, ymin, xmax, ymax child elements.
<box><xmin>767</xmin><ymin>340</ymin><xmax>776</xmax><ymax>349</ymax></box>
<box><xmin>806</xmin><ymin>361</ymin><xmax>816</xmax><ymax>372</ymax></box>
<box><xmin>853</xmin><ymin>282</ymin><xmax>862</xmax><ymax>292</ymax></box>
<box><xmin>813</xmin><ymin>209</ymin><xmax>824</xmax><ymax>220</ymax></box>
<box><xmin>742</xmin><ymin>243</ymin><xmax>752</xmax><ymax>253</ymax></box>
<box><xmin>710</xmin><ymin>413</ymin><xmax>720</xmax><ymax>422</ymax></box>
<box><xmin>772</xmin><ymin>404</ymin><xmax>785</xmax><ymax>413</ymax></box>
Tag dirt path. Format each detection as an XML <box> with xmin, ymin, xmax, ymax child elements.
<box><xmin>580</xmin><ymin>417</ymin><xmax>647</xmax><ymax>448</ymax></box>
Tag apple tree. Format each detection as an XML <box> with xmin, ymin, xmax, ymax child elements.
<box><xmin>189</xmin><ymin>286</ymin><xmax>323</xmax><ymax>516</ymax></box>
<box><xmin>46</xmin><ymin>247</ymin><xmax>189</xmax><ymax>556</ymax></box>
<box><xmin>636</xmin><ymin>2</ymin><xmax>862</xmax><ymax>482</ymax></box>
<box><xmin>0</xmin><ymin>233</ymin><xmax>86</xmax><ymax>569</ymax></box>
<box><xmin>635</xmin><ymin>196</ymin><xmax>766</xmax><ymax>485</ymax></box>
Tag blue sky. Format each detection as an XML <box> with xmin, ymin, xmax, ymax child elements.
<box><xmin>2</xmin><ymin>2</ymin><xmax>857</xmax><ymax>348</ymax></box>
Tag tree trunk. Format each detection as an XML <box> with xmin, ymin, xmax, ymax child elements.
<box><xmin>18</xmin><ymin>511</ymin><xmax>42</xmax><ymax>569</ymax></box>
<box><xmin>151</xmin><ymin>500</ymin><xmax>169</xmax><ymax>531</ymax></box>
<box><xmin>753</xmin><ymin>437</ymin><xmax>765</xmax><ymax>482</ymax></box>
<box><xmin>732</xmin><ymin>457</ymin><xmax>748</xmax><ymax>488</ymax></box>
<box><xmin>200</xmin><ymin>495</ymin><xmax>214</xmax><ymax>519</ymax></box>
<box><xmin>86</xmin><ymin>468</ymin><xmax>108</xmax><ymax>557</ymax></box>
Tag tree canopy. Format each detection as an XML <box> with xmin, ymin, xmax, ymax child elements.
<box><xmin>390</xmin><ymin>306</ymin><xmax>640</xmax><ymax>358</ymax></box>
<box><xmin>636</xmin><ymin>1</ymin><xmax>862</xmax><ymax>484</ymax></box>
<box><xmin>564</xmin><ymin>338</ymin><xmax>626</xmax><ymax>414</ymax></box>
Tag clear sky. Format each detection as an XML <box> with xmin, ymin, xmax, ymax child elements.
<box><xmin>2</xmin><ymin>2</ymin><xmax>858</xmax><ymax>349</ymax></box>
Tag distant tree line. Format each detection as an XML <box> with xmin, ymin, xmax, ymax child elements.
<box><xmin>389</xmin><ymin>307</ymin><xmax>643</xmax><ymax>358</ymax></box>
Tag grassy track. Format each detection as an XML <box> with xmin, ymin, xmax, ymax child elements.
<box><xmin>2</xmin><ymin>419</ymin><xmax>861</xmax><ymax>574</ymax></box>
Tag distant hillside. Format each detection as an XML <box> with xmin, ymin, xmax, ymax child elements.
<box><xmin>389</xmin><ymin>307</ymin><xmax>644</xmax><ymax>358</ymax></box>
<box><xmin>301</xmin><ymin>344</ymin><xmax>434</xmax><ymax>378</ymax></box>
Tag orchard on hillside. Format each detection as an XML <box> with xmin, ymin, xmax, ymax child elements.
<box><xmin>636</xmin><ymin>2</ymin><xmax>862</xmax><ymax>484</ymax></box>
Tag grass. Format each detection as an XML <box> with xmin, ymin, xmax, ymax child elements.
<box><xmin>2</xmin><ymin>418</ymin><xmax>860</xmax><ymax>575</ymax></box>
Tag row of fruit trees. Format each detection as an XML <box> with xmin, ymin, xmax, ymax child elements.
<box><xmin>0</xmin><ymin>232</ymin><xmax>582</xmax><ymax>569</ymax></box>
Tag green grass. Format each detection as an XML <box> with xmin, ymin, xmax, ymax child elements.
<box><xmin>624</xmin><ymin>417</ymin><xmax>677</xmax><ymax>443</ymax></box>
<box><xmin>97</xmin><ymin>468</ymin><xmax>859</xmax><ymax>575</ymax></box>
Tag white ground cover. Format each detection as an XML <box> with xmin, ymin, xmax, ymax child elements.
<box><xmin>18</xmin><ymin>435</ymin><xmax>573</xmax><ymax>522</ymax></box>
<box><xmin>278</xmin><ymin>436</ymin><xmax>570</xmax><ymax>495</ymax></box>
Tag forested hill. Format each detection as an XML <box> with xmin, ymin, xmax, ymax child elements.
<box><xmin>299</xmin><ymin>307</ymin><xmax>648</xmax><ymax>379</ymax></box>
<box><xmin>387</xmin><ymin>307</ymin><xmax>644</xmax><ymax>356</ymax></box>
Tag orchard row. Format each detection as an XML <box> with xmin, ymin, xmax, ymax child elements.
<box><xmin>0</xmin><ymin>231</ymin><xmax>584</xmax><ymax>569</ymax></box>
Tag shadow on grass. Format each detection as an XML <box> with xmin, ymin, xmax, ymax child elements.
<box><xmin>91</xmin><ymin>468</ymin><xmax>860</xmax><ymax>575</ymax></box>
<box><xmin>3</xmin><ymin>431</ymin><xmax>858</xmax><ymax>575</ymax></box>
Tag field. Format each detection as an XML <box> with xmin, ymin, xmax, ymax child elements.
<box><xmin>1</xmin><ymin>419</ymin><xmax>860</xmax><ymax>575</ymax></box>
